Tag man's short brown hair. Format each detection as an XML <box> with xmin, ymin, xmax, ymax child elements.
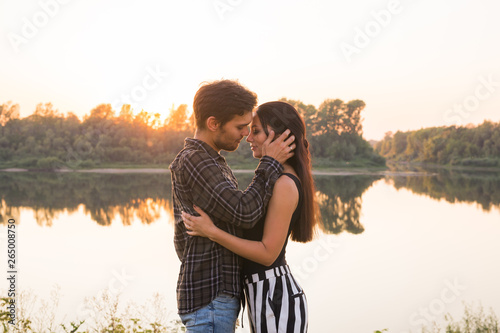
<box><xmin>193</xmin><ymin>80</ymin><xmax>258</xmax><ymax>130</ymax></box>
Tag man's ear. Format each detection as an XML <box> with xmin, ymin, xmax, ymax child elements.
<box><xmin>206</xmin><ymin>116</ymin><xmax>220</xmax><ymax>132</ymax></box>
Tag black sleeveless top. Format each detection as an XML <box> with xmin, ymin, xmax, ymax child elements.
<box><xmin>242</xmin><ymin>173</ymin><xmax>303</xmax><ymax>276</ymax></box>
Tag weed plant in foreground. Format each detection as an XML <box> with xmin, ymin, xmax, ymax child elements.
<box><xmin>0</xmin><ymin>286</ymin><xmax>185</xmax><ymax>333</ymax></box>
<box><xmin>1</xmin><ymin>289</ymin><xmax>498</xmax><ymax>332</ymax></box>
<box><xmin>374</xmin><ymin>303</ymin><xmax>499</xmax><ymax>333</ymax></box>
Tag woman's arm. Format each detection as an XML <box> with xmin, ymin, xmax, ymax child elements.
<box><xmin>183</xmin><ymin>176</ymin><xmax>299</xmax><ymax>266</ymax></box>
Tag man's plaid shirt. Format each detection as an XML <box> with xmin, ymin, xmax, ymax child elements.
<box><xmin>169</xmin><ymin>138</ymin><xmax>283</xmax><ymax>314</ymax></box>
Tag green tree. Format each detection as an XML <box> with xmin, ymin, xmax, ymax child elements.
<box><xmin>343</xmin><ymin>99</ymin><xmax>365</xmax><ymax>135</ymax></box>
<box><xmin>375</xmin><ymin>121</ymin><xmax>500</xmax><ymax>167</ymax></box>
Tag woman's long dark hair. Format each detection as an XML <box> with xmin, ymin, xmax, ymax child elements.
<box><xmin>256</xmin><ymin>101</ymin><xmax>319</xmax><ymax>242</ymax></box>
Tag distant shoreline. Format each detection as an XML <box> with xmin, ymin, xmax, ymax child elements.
<box><xmin>2</xmin><ymin>162</ymin><xmax>500</xmax><ymax>176</ymax></box>
<box><xmin>0</xmin><ymin>167</ymin><xmax>435</xmax><ymax>177</ymax></box>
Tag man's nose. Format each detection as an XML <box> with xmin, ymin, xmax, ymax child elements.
<box><xmin>242</xmin><ymin>127</ymin><xmax>250</xmax><ymax>137</ymax></box>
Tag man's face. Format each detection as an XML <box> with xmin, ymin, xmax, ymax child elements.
<box><xmin>214</xmin><ymin>112</ymin><xmax>252</xmax><ymax>152</ymax></box>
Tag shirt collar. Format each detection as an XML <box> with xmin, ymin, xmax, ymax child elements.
<box><xmin>185</xmin><ymin>138</ymin><xmax>224</xmax><ymax>161</ymax></box>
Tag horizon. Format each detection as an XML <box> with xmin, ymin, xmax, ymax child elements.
<box><xmin>3</xmin><ymin>99</ymin><xmax>499</xmax><ymax>143</ymax></box>
<box><xmin>1</xmin><ymin>0</ymin><xmax>499</xmax><ymax>141</ymax></box>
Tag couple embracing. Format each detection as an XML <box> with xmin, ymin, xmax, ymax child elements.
<box><xmin>169</xmin><ymin>80</ymin><xmax>319</xmax><ymax>333</ymax></box>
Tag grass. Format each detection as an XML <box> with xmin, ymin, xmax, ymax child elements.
<box><xmin>2</xmin><ymin>288</ymin><xmax>498</xmax><ymax>332</ymax></box>
<box><xmin>0</xmin><ymin>161</ymin><xmax>170</xmax><ymax>170</ymax></box>
<box><xmin>0</xmin><ymin>154</ymin><xmax>388</xmax><ymax>171</ymax></box>
<box><xmin>0</xmin><ymin>286</ymin><xmax>185</xmax><ymax>333</ymax></box>
<box><xmin>373</xmin><ymin>303</ymin><xmax>499</xmax><ymax>333</ymax></box>
<box><xmin>437</xmin><ymin>303</ymin><xmax>499</xmax><ymax>333</ymax></box>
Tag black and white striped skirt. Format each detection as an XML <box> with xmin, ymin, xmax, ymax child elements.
<box><xmin>243</xmin><ymin>265</ymin><xmax>308</xmax><ymax>333</ymax></box>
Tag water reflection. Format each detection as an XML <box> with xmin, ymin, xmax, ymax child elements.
<box><xmin>387</xmin><ymin>169</ymin><xmax>500</xmax><ymax>213</ymax></box>
<box><xmin>1</xmin><ymin>169</ymin><xmax>499</xmax><ymax>229</ymax></box>
<box><xmin>315</xmin><ymin>175</ymin><xmax>382</xmax><ymax>234</ymax></box>
<box><xmin>234</xmin><ymin>173</ymin><xmax>382</xmax><ymax>235</ymax></box>
<box><xmin>0</xmin><ymin>172</ymin><xmax>172</xmax><ymax>226</ymax></box>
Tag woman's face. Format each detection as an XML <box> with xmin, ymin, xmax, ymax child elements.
<box><xmin>246</xmin><ymin>114</ymin><xmax>269</xmax><ymax>159</ymax></box>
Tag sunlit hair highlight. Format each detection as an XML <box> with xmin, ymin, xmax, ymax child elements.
<box><xmin>193</xmin><ymin>80</ymin><xmax>257</xmax><ymax>130</ymax></box>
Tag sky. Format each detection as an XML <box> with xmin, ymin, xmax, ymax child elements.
<box><xmin>1</xmin><ymin>0</ymin><xmax>499</xmax><ymax>140</ymax></box>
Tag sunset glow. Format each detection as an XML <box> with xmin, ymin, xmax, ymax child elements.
<box><xmin>1</xmin><ymin>0</ymin><xmax>499</xmax><ymax>140</ymax></box>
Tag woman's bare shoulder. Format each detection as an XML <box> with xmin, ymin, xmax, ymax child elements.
<box><xmin>274</xmin><ymin>174</ymin><xmax>299</xmax><ymax>199</ymax></box>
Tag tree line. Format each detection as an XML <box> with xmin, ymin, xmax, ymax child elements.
<box><xmin>0</xmin><ymin>102</ymin><xmax>193</xmax><ymax>169</ymax></box>
<box><xmin>375</xmin><ymin>121</ymin><xmax>500</xmax><ymax>167</ymax></box>
<box><xmin>0</xmin><ymin>98</ymin><xmax>384</xmax><ymax>169</ymax></box>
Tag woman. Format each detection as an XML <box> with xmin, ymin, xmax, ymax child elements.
<box><xmin>182</xmin><ymin>101</ymin><xmax>319</xmax><ymax>333</ymax></box>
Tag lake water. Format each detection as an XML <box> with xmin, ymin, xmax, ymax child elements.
<box><xmin>1</xmin><ymin>169</ymin><xmax>499</xmax><ymax>332</ymax></box>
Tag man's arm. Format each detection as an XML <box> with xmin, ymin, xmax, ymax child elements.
<box><xmin>183</xmin><ymin>176</ymin><xmax>299</xmax><ymax>266</ymax></box>
<box><xmin>183</xmin><ymin>129</ymin><xmax>295</xmax><ymax>229</ymax></box>
<box><xmin>184</xmin><ymin>152</ymin><xmax>282</xmax><ymax>229</ymax></box>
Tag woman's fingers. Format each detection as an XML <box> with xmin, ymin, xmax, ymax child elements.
<box><xmin>182</xmin><ymin>210</ymin><xmax>201</xmax><ymax>222</ymax></box>
<box><xmin>184</xmin><ymin>219</ymin><xmax>199</xmax><ymax>235</ymax></box>
<box><xmin>186</xmin><ymin>229</ymin><xmax>198</xmax><ymax>236</ymax></box>
<box><xmin>193</xmin><ymin>205</ymin><xmax>208</xmax><ymax>217</ymax></box>
<box><xmin>182</xmin><ymin>209</ymin><xmax>209</xmax><ymax>237</ymax></box>
<box><xmin>182</xmin><ymin>212</ymin><xmax>193</xmax><ymax>228</ymax></box>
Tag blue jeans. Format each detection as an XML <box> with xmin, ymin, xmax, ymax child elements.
<box><xmin>179</xmin><ymin>293</ymin><xmax>240</xmax><ymax>333</ymax></box>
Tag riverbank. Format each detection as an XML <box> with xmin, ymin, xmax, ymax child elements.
<box><xmin>1</xmin><ymin>162</ymin><xmax>499</xmax><ymax>175</ymax></box>
<box><xmin>0</xmin><ymin>166</ymin><xmax>434</xmax><ymax>177</ymax></box>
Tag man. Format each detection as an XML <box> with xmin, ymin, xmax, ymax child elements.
<box><xmin>169</xmin><ymin>79</ymin><xmax>295</xmax><ymax>332</ymax></box>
